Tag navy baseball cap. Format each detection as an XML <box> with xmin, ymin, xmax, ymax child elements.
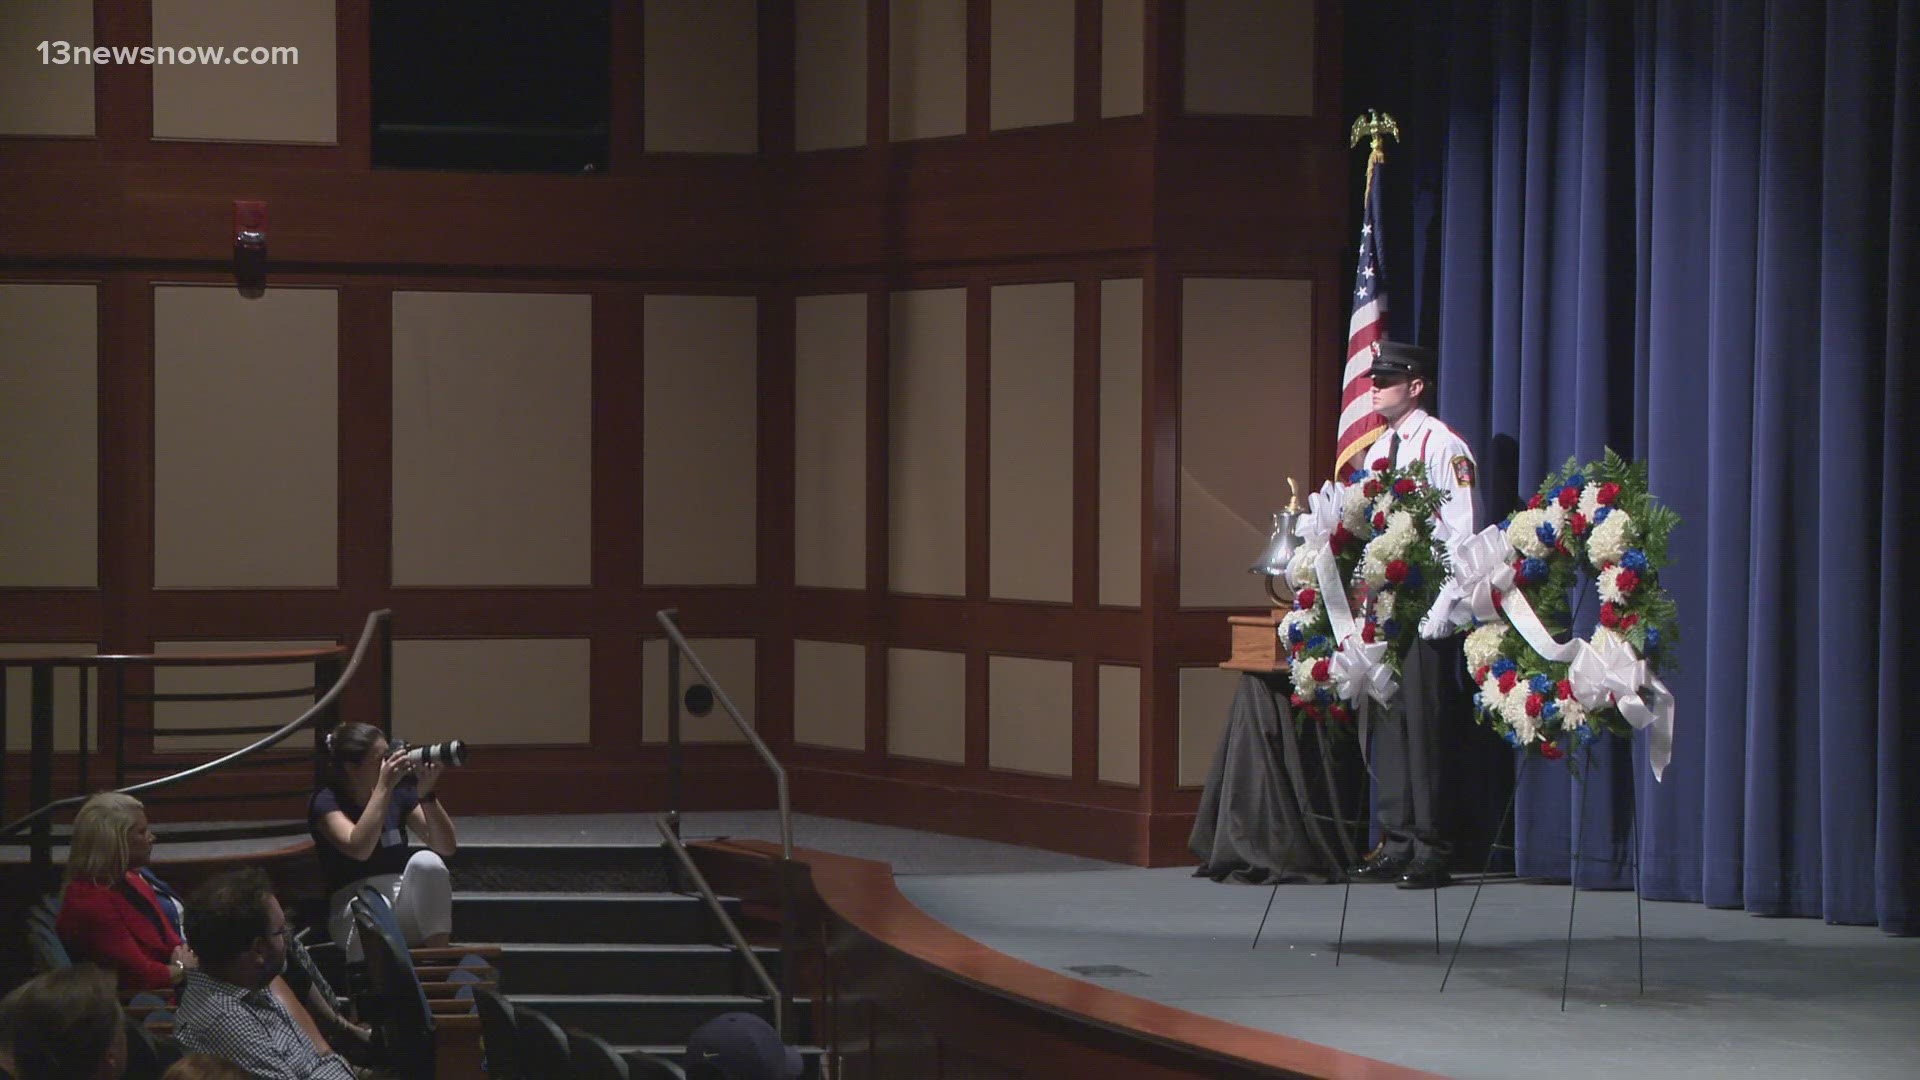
<box><xmin>1369</xmin><ymin>340</ymin><xmax>1434</xmax><ymax>382</ymax></box>
<box><xmin>684</xmin><ymin>1012</ymin><xmax>803</xmax><ymax>1080</ymax></box>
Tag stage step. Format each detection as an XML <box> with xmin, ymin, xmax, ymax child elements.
<box><xmin>500</xmin><ymin>942</ymin><xmax>782</xmax><ymax>996</ymax></box>
<box><xmin>452</xmin><ymin>892</ymin><xmax>737</xmax><ymax>945</ymax></box>
<box><xmin>448</xmin><ymin>842</ymin><xmax>679</xmax><ymax>893</ymax></box>
<box><xmin>507</xmin><ymin>992</ymin><xmax>811</xmax><ymax>1047</ymax></box>
<box><xmin>620</xmin><ymin>1042</ymin><xmax>826</xmax><ymax>1079</ymax></box>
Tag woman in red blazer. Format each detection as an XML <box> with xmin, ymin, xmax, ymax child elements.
<box><xmin>55</xmin><ymin>792</ymin><xmax>196</xmax><ymax>991</ymax></box>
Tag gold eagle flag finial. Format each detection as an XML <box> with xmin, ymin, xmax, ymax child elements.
<box><xmin>1349</xmin><ymin>110</ymin><xmax>1400</xmax><ymax>200</ymax></box>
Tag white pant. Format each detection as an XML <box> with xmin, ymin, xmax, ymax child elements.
<box><xmin>327</xmin><ymin>849</ymin><xmax>452</xmax><ymax>961</ymax></box>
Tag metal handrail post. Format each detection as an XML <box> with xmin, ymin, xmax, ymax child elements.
<box><xmin>656</xmin><ymin>817</ymin><xmax>784</xmax><ymax>1038</ymax></box>
<box><xmin>30</xmin><ymin>665</ymin><xmax>55</xmax><ymax>880</ymax></box>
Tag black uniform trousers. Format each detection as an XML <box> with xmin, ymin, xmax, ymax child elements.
<box><xmin>1371</xmin><ymin>634</ymin><xmax>1463</xmax><ymax>863</ymax></box>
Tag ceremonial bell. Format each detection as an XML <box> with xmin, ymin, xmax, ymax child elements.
<box><xmin>1249</xmin><ymin>479</ymin><xmax>1303</xmax><ymax>606</ymax></box>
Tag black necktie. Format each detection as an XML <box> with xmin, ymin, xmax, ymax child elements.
<box><xmin>1388</xmin><ymin>432</ymin><xmax>1402</xmax><ymax>468</ymax></box>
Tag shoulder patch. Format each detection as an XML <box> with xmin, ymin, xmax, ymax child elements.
<box><xmin>1452</xmin><ymin>455</ymin><xmax>1475</xmax><ymax>487</ymax></box>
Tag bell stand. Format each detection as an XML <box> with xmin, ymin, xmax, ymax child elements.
<box><xmin>1438</xmin><ymin>745</ymin><xmax>1646</xmax><ymax>1009</ymax></box>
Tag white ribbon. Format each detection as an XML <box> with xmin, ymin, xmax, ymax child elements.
<box><xmin>1567</xmin><ymin>630</ymin><xmax>1674</xmax><ymax>781</ymax></box>
<box><xmin>1314</xmin><ymin>546</ymin><xmax>1398</xmax><ymax>707</ymax></box>
<box><xmin>1293</xmin><ymin>481</ymin><xmax>1344</xmax><ymax>550</ymax></box>
<box><xmin>1452</xmin><ymin>524</ymin><xmax>1518</xmax><ymax>623</ymax></box>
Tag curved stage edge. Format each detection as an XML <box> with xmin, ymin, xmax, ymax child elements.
<box><xmin>691</xmin><ymin>839</ymin><xmax>1441</xmax><ymax>1080</ymax></box>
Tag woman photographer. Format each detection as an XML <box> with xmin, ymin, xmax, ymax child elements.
<box><xmin>309</xmin><ymin>722</ymin><xmax>458</xmax><ymax>955</ymax></box>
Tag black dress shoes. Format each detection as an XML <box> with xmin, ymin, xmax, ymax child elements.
<box><xmin>1348</xmin><ymin>850</ymin><xmax>1412</xmax><ymax>882</ymax></box>
<box><xmin>1396</xmin><ymin>855</ymin><xmax>1452</xmax><ymax>890</ymax></box>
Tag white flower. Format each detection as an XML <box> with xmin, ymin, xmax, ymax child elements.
<box><xmin>1500</xmin><ymin>688</ymin><xmax>1539</xmax><ymax>744</ymax></box>
<box><xmin>1508</xmin><ymin>510</ymin><xmax>1551</xmax><ymax>558</ymax></box>
<box><xmin>1341</xmin><ymin>485</ymin><xmax>1373</xmax><ymax>534</ymax></box>
<box><xmin>1578</xmin><ymin>483</ymin><xmax>1601</xmax><ymax>522</ymax></box>
<box><xmin>1597</xmin><ymin>564</ymin><xmax>1627</xmax><ymax>604</ymax></box>
<box><xmin>1544</xmin><ymin>504</ymin><xmax>1569</xmax><ymax>539</ymax></box>
<box><xmin>1375</xmin><ymin>591</ymin><xmax>1398</xmax><ymax>621</ymax></box>
<box><xmin>1557</xmin><ymin>694</ymin><xmax>1587</xmax><ymax>730</ymax></box>
<box><xmin>1372</xmin><ymin>492</ymin><xmax>1395</xmax><ymax>522</ymax></box>
<box><xmin>1464</xmin><ymin>624</ymin><xmax>1507</xmax><ymax>673</ymax></box>
<box><xmin>1587</xmin><ymin>510</ymin><xmax>1634</xmax><ymax>566</ymax></box>
<box><xmin>1285</xmin><ymin>543</ymin><xmax>1320</xmax><ymax>592</ymax></box>
<box><xmin>1359</xmin><ymin>553</ymin><xmax>1387</xmax><ymax>588</ymax></box>
<box><xmin>1290</xmin><ymin>655</ymin><xmax>1324</xmax><ymax>691</ymax></box>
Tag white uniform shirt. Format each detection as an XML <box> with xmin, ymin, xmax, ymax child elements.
<box><xmin>1375</xmin><ymin>408</ymin><xmax>1479</xmax><ymax>638</ymax></box>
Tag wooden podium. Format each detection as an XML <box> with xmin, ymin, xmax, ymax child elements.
<box><xmin>1220</xmin><ymin>610</ymin><xmax>1288</xmax><ymax>674</ymax></box>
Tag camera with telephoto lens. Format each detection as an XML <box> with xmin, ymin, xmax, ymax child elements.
<box><xmin>395</xmin><ymin>739</ymin><xmax>467</xmax><ymax>768</ymax></box>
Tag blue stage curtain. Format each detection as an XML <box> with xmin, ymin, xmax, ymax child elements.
<box><xmin>1349</xmin><ymin>0</ymin><xmax>1919</xmax><ymax>931</ymax></box>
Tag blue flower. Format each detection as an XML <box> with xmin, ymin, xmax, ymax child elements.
<box><xmin>1287</xmin><ymin>624</ymin><xmax>1303</xmax><ymax>644</ymax></box>
<box><xmin>1306</xmin><ymin>635</ymin><xmax>1328</xmax><ymax>652</ymax></box>
<box><xmin>1314</xmin><ymin>688</ymin><xmax>1331</xmax><ymax>705</ymax></box>
<box><xmin>1349</xmin><ymin>469</ymin><xmax>1369</xmax><ymax>485</ymax></box>
<box><xmin>1622</xmin><ymin>549</ymin><xmax>1650</xmax><ymax>572</ymax></box>
<box><xmin>1505</xmin><ymin>730</ymin><xmax>1525</xmax><ymax>748</ymax></box>
<box><xmin>1644</xmin><ymin>625</ymin><xmax>1662</xmax><ymax>653</ymax></box>
<box><xmin>1529</xmin><ymin>674</ymin><xmax>1553</xmax><ymax>695</ymax></box>
<box><xmin>1541</xmin><ymin>700</ymin><xmax>1560</xmax><ymax>720</ymax></box>
<box><xmin>1594</xmin><ymin>506</ymin><xmax>1612</xmax><ymax>525</ymax></box>
<box><xmin>1576</xmin><ymin>724</ymin><xmax>1601</xmax><ymax>747</ymax></box>
<box><xmin>1536</xmin><ymin>521</ymin><xmax>1558</xmax><ymax>547</ymax></box>
<box><xmin>1523</xmin><ymin>557</ymin><xmax>1549</xmax><ymax>582</ymax></box>
<box><xmin>1472</xmin><ymin>692</ymin><xmax>1485</xmax><ymax>712</ymax></box>
<box><xmin>1566</xmin><ymin>473</ymin><xmax>1587</xmax><ymax>489</ymax></box>
<box><xmin>1491</xmin><ymin>657</ymin><xmax>1516</xmax><ymax>677</ymax></box>
<box><xmin>1498</xmin><ymin>518</ymin><xmax>1510</xmax><ymax>531</ymax></box>
<box><xmin>1383</xmin><ymin>619</ymin><xmax>1401</xmax><ymax>638</ymax></box>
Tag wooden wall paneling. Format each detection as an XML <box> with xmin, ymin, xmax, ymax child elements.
<box><xmin>862</xmin><ymin>286</ymin><xmax>890</xmax><ymax>762</ymax></box>
<box><xmin>1145</xmin><ymin>0</ymin><xmax>1182</xmax><ymax>128</ymax></box>
<box><xmin>866</xmin><ymin>0</ymin><xmax>891</xmax><ymax>148</ymax></box>
<box><xmin>610</xmin><ymin>0</ymin><xmax>646</xmax><ymax>170</ymax></box>
<box><xmin>593</xmin><ymin>287</ymin><xmax>646</xmax><ymax>754</ymax></box>
<box><xmin>962</xmin><ymin>284</ymin><xmax>988</xmax><ymax>767</ymax></box>
<box><xmin>1071</xmin><ymin>276</ymin><xmax>1101</xmax><ymax>783</ymax></box>
<box><xmin>1140</xmin><ymin>261</ymin><xmax>1181</xmax><ymax>811</ymax></box>
<box><xmin>761</xmin><ymin>0</ymin><xmax>797</xmax><ymax>157</ymax></box>
<box><xmin>94</xmin><ymin>0</ymin><xmax>150</xmax><ymax>157</ymax></box>
<box><xmin>1074</xmin><ymin>0</ymin><xmax>1101</xmax><ymax>124</ymax></box>
<box><xmin>759</xmin><ymin>288</ymin><xmax>798</xmax><ymax>747</ymax></box>
<box><xmin>966</xmin><ymin>0</ymin><xmax>990</xmax><ymax>136</ymax></box>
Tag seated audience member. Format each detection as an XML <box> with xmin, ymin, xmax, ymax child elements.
<box><xmin>160</xmin><ymin>1052</ymin><xmax>254</xmax><ymax>1080</ymax></box>
<box><xmin>311</xmin><ymin>723</ymin><xmax>458</xmax><ymax>955</ymax></box>
<box><xmin>174</xmin><ymin>868</ymin><xmax>357</xmax><ymax>1080</ymax></box>
<box><xmin>56</xmin><ymin>792</ymin><xmax>196</xmax><ymax>991</ymax></box>
<box><xmin>0</xmin><ymin>963</ymin><xmax>127</xmax><ymax>1080</ymax></box>
<box><xmin>682</xmin><ymin>1012</ymin><xmax>804</xmax><ymax>1080</ymax></box>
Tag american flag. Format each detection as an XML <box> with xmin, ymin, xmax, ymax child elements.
<box><xmin>1335</xmin><ymin>147</ymin><xmax>1389</xmax><ymax>477</ymax></box>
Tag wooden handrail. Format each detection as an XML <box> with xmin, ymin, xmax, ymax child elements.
<box><xmin>0</xmin><ymin>645</ymin><xmax>350</xmax><ymax>667</ymax></box>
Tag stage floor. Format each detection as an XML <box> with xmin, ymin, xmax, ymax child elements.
<box><xmin>59</xmin><ymin>810</ymin><xmax>1920</xmax><ymax>1078</ymax></box>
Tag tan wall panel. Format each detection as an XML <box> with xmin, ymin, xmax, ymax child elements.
<box><xmin>643</xmin><ymin>295</ymin><xmax>759</xmax><ymax>586</ymax></box>
<box><xmin>0</xmin><ymin>0</ymin><xmax>94</xmax><ymax>135</ymax></box>
<box><xmin>888</xmin><ymin>289</ymin><xmax>966</xmax><ymax>596</ymax></box>
<box><xmin>154</xmin><ymin>286</ymin><xmax>337</xmax><ymax>588</ymax></box>
<box><xmin>988</xmin><ymin>283</ymin><xmax>1073</xmax><ymax>602</ymax></box>
<box><xmin>987</xmin><ymin>654</ymin><xmax>1072</xmax><ymax>778</ymax></box>
<box><xmin>642</xmin><ymin>638</ymin><xmax>756</xmax><ymax>744</ymax></box>
<box><xmin>795</xmin><ymin>0</ymin><xmax>868</xmax><ymax>151</ymax></box>
<box><xmin>153</xmin><ymin>639</ymin><xmax>332</xmax><ymax>753</ymax></box>
<box><xmin>794</xmin><ymin>293</ymin><xmax>868</xmax><ymax>589</ymax></box>
<box><xmin>394</xmin><ymin>639</ymin><xmax>591</xmax><ymax>747</ymax></box>
<box><xmin>1100</xmin><ymin>0</ymin><xmax>1145</xmax><ymax>118</ymax></box>
<box><xmin>0</xmin><ymin>284</ymin><xmax>97</xmax><ymax>587</ymax></box>
<box><xmin>1178</xmin><ymin>665</ymin><xmax>1239</xmax><ymax>787</ymax></box>
<box><xmin>990</xmin><ymin>0</ymin><xmax>1073</xmax><ymax>131</ymax></box>
<box><xmin>0</xmin><ymin>643</ymin><xmax>99</xmax><ymax>754</ymax></box>
<box><xmin>1097</xmin><ymin>663</ymin><xmax>1139</xmax><ymax>786</ymax></box>
<box><xmin>889</xmin><ymin>0</ymin><xmax>966</xmax><ymax>141</ymax></box>
<box><xmin>1178</xmin><ymin>278</ymin><xmax>1312</xmax><ymax>608</ymax></box>
<box><xmin>391</xmin><ymin>292</ymin><xmax>592</xmax><ymax>587</ymax></box>
<box><xmin>886</xmin><ymin>647</ymin><xmax>964</xmax><ymax>764</ymax></box>
<box><xmin>645</xmin><ymin>0</ymin><xmax>759</xmax><ymax>153</ymax></box>
<box><xmin>1097</xmin><ymin>278</ymin><xmax>1142</xmax><ymax>607</ymax></box>
<box><xmin>794</xmin><ymin>639</ymin><xmax>866</xmax><ymax>751</ymax></box>
<box><xmin>1182</xmin><ymin>0</ymin><xmax>1314</xmax><ymax>117</ymax></box>
<box><xmin>150</xmin><ymin>0</ymin><xmax>337</xmax><ymax>144</ymax></box>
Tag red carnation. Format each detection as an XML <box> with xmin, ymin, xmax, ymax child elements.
<box><xmin>1290</xmin><ymin>693</ymin><xmax>1307</xmax><ymax>709</ymax></box>
<box><xmin>1331</xmin><ymin>523</ymin><xmax>1352</xmax><ymax>547</ymax></box>
<box><xmin>1597</xmin><ymin>482</ymin><xmax>1621</xmax><ymax>505</ymax></box>
<box><xmin>1364</xmin><ymin>480</ymin><xmax>1384</xmax><ymax>499</ymax></box>
<box><xmin>1525</xmin><ymin>693</ymin><xmax>1544</xmax><ymax>718</ymax></box>
<box><xmin>1393</xmin><ymin>477</ymin><xmax>1417</xmax><ymax>496</ymax></box>
<box><xmin>1568</xmin><ymin>511</ymin><xmax>1589</xmax><ymax>535</ymax></box>
<box><xmin>1621</xmin><ymin>613</ymin><xmax>1640</xmax><ymax>630</ymax></box>
<box><xmin>1372</xmin><ymin>457</ymin><xmax>1391</xmax><ymax>471</ymax></box>
<box><xmin>1615</xmin><ymin>569</ymin><xmax>1641</xmax><ymax>594</ymax></box>
<box><xmin>1311</xmin><ymin>658</ymin><xmax>1331</xmax><ymax>682</ymax></box>
<box><xmin>1599</xmin><ymin>601</ymin><xmax>1620</xmax><ymax>628</ymax></box>
<box><xmin>1529</xmin><ymin>493</ymin><xmax>1545</xmax><ymax>510</ymax></box>
<box><xmin>1373</xmin><ymin>512</ymin><xmax>1388</xmax><ymax>531</ymax></box>
<box><xmin>1291</xmin><ymin>641</ymin><xmax>1305</xmax><ymax>657</ymax></box>
<box><xmin>1540</xmin><ymin>741</ymin><xmax>1565</xmax><ymax>761</ymax></box>
<box><xmin>1475</xmin><ymin>665</ymin><xmax>1491</xmax><ymax>684</ymax></box>
<box><xmin>1557</xmin><ymin>486</ymin><xmax>1580</xmax><ymax>509</ymax></box>
<box><xmin>1330</xmin><ymin>704</ymin><xmax>1351</xmax><ymax>724</ymax></box>
<box><xmin>1497</xmin><ymin>670</ymin><xmax>1518</xmax><ymax>694</ymax></box>
<box><xmin>1362</xmin><ymin>622</ymin><xmax>1377</xmax><ymax>643</ymax></box>
<box><xmin>1385</xmin><ymin>560</ymin><xmax>1409</xmax><ymax>584</ymax></box>
<box><xmin>1296</xmin><ymin>587</ymin><xmax>1318</xmax><ymax>609</ymax></box>
<box><xmin>1512</xmin><ymin>557</ymin><xmax>1530</xmax><ymax>583</ymax></box>
<box><xmin>1557</xmin><ymin>679</ymin><xmax>1575</xmax><ymax>700</ymax></box>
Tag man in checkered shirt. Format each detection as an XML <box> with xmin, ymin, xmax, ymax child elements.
<box><xmin>176</xmin><ymin>867</ymin><xmax>358</xmax><ymax>1080</ymax></box>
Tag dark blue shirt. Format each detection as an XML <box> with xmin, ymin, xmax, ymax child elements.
<box><xmin>307</xmin><ymin>785</ymin><xmax>419</xmax><ymax>895</ymax></box>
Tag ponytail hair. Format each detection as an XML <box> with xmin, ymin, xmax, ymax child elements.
<box><xmin>320</xmin><ymin>721</ymin><xmax>385</xmax><ymax>788</ymax></box>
